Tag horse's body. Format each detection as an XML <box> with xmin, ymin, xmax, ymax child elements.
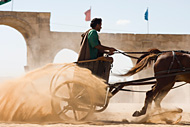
<box><xmin>125</xmin><ymin>49</ymin><xmax>190</xmax><ymax>117</ymax></box>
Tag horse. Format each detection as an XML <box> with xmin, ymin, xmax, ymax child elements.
<box><xmin>124</xmin><ymin>48</ymin><xmax>190</xmax><ymax>117</ymax></box>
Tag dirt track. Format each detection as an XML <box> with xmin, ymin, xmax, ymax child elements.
<box><xmin>0</xmin><ymin>64</ymin><xmax>189</xmax><ymax>127</ymax></box>
<box><xmin>0</xmin><ymin>103</ymin><xmax>189</xmax><ymax>127</ymax></box>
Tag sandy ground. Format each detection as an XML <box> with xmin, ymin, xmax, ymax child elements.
<box><xmin>0</xmin><ymin>63</ymin><xmax>189</xmax><ymax>127</ymax></box>
<box><xmin>0</xmin><ymin>103</ymin><xmax>189</xmax><ymax>127</ymax></box>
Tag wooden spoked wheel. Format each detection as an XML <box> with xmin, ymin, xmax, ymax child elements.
<box><xmin>51</xmin><ymin>81</ymin><xmax>95</xmax><ymax>121</ymax></box>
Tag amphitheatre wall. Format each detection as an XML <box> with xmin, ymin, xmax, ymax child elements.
<box><xmin>1</xmin><ymin>11</ymin><xmax>190</xmax><ymax>78</ymax></box>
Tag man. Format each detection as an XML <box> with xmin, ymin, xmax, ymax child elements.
<box><xmin>78</xmin><ymin>18</ymin><xmax>116</xmax><ymax>61</ymax></box>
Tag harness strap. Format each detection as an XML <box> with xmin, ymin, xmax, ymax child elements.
<box><xmin>154</xmin><ymin>53</ymin><xmax>162</xmax><ymax>63</ymax></box>
<box><xmin>119</xmin><ymin>82</ymin><xmax>188</xmax><ymax>93</ymax></box>
<box><xmin>158</xmin><ymin>51</ymin><xmax>186</xmax><ymax>74</ymax></box>
<box><xmin>168</xmin><ymin>51</ymin><xmax>175</xmax><ymax>73</ymax></box>
<box><xmin>175</xmin><ymin>53</ymin><xmax>186</xmax><ymax>71</ymax></box>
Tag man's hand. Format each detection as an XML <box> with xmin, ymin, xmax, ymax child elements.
<box><xmin>108</xmin><ymin>47</ymin><xmax>117</xmax><ymax>55</ymax></box>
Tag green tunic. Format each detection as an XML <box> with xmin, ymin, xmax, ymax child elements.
<box><xmin>88</xmin><ymin>29</ymin><xmax>100</xmax><ymax>59</ymax></box>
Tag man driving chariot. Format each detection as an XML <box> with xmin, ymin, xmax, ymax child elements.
<box><xmin>78</xmin><ymin>18</ymin><xmax>116</xmax><ymax>63</ymax></box>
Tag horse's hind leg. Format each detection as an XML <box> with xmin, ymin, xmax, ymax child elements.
<box><xmin>132</xmin><ymin>81</ymin><xmax>174</xmax><ymax>117</ymax></box>
<box><xmin>133</xmin><ymin>89</ymin><xmax>155</xmax><ymax>117</ymax></box>
<box><xmin>154</xmin><ymin>82</ymin><xmax>175</xmax><ymax>109</ymax></box>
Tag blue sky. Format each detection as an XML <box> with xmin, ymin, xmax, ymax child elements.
<box><xmin>1</xmin><ymin>0</ymin><xmax>190</xmax><ymax>34</ymax></box>
<box><xmin>0</xmin><ymin>0</ymin><xmax>190</xmax><ymax>77</ymax></box>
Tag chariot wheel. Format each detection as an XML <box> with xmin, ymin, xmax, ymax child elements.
<box><xmin>51</xmin><ymin>81</ymin><xmax>95</xmax><ymax>121</ymax></box>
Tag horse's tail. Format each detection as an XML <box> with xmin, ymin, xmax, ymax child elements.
<box><xmin>124</xmin><ymin>48</ymin><xmax>161</xmax><ymax>76</ymax></box>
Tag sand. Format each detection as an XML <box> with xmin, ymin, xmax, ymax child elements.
<box><xmin>0</xmin><ymin>63</ymin><xmax>190</xmax><ymax>126</ymax></box>
<box><xmin>0</xmin><ymin>103</ymin><xmax>189</xmax><ymax>127</ymax></box>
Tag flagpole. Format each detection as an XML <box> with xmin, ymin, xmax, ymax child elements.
<box><xmin>90</xmin><ymin>6</ymin><xmax>91</xmax><ymax>20</ymax></box>
<box><xmin>147</xmin><ymin>19</ymin><xmax>149</xmax><ymax>34</ymax></box>
<box><xmin>11</xmin><ymin>0</ymin><xmax>13</xmax><ymax>11</ymax></box>
<box><xmin>146</xmin><ymin>7</ymin><xmax>149</xmax><ymax>34</ymax></box>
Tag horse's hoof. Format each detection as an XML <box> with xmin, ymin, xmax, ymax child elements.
<box><xmin>132</xmin><ymin>111</ymin><xmax>141</xmax><ymax>117</ymax></box>
<box><xmin>133</xmin><ymin>110</ymin><xmax>146</xmax><ymax>117</ymax></box>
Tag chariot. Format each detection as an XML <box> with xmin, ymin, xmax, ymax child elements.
<box><xmin>50</xmin><ymin>49</ymin><xmax>190</xmax><ymax>121</ymax></box>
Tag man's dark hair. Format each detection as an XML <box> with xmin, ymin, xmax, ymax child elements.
<box><xmin>90</xmin><ymin>18</ymin><xmax>102</xmax><ymax>28</ymax></box>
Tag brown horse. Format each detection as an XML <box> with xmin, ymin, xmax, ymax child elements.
<box><xmin>124</xmin><ymin>48</ymin><xmax>190</xmax><ymax>117</ymax></box>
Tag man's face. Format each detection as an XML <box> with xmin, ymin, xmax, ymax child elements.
<box><xmin>96</xmin><ymin>23</ymin><xmax>102</xmax><ymax>32</ymax></box>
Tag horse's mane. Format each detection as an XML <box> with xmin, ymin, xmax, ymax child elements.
<box><xmin>125</xmin><ymin>48</ymin><xmax>162</xmax><ymax>76</ymax></box>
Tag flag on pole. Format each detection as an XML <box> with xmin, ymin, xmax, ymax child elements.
<box><xmin>0</xmin><ymin>0</ymin><xmax>11</xmax><ymax>5</ymax></box>
<box><xmin>84</xmin><ymin>8</ymin><xmax>91</xmax><ymax>21</ymax></box>
<box><xmin>144</xmin><ymin>8</ymin><xmax>148</xmax><ymax>21</ymax></box>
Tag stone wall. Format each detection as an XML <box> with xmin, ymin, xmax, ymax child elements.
<box><xmin>1</xmin><ymin>11</ymin><xmax>190</xmax><ymax>103</ymax></box>
<box><xmin>1</xmin><ymin>11</ymin><xmax>190</xmax><ymax>74</ymax></box>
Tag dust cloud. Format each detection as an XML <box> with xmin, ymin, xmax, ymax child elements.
<box><xmin>0</xmin><ymin>62</ymin><xmax>189</xmax><ymax>125</ymax></box>
<box><xmin>130</xmin><ymin>107</ymin><xmax>183</xmax><ymax>124</ymax></box>
<box><xmin>0</xmin><ymin>63</ymin><xmax>107</xmax><ymax>123</ymax></box>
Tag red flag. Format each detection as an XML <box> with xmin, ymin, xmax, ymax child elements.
<box><xmin>84</xmin><ymin>8</ymin><xmax>91</xmax><ymax>21</ymax></box>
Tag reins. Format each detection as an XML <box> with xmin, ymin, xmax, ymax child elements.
<box><xmin>111</xmin><ymin>50</ymin><xmax>190</xmax><ymax>93</ymax></box>
<box><xmin>115</xmin><ymin>50</ymin><xmax>190</xmax><ymax>54</ymax></box>
<box><xmin>110</xmin><ymin>69</ymin><xmax>190</xmax><ymax>94</ymax></box>
<box><xmin>118</xmin><ymin>82</ymin><xmax>188</xmax><ymax>93</ymax></box>
<box><xmin>114</xmin><ymin>50</ymin><xmax>140</xmax><ymax>60</ymax></box>
<box><xmin>114</xmin><ymin>50</ymin><xmax>190</xmax><ymax>60</ymax></box>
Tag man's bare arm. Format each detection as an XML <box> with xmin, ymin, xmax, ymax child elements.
<box><xmin>95</xmin><ymin>44</ymin><xmax>116</xmax><ymax>55</ymax></box>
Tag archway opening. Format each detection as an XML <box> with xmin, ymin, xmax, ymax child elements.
<box><xmin>53</xmin><ymin>49</ymin><xmax>78</xmax><ymax>63</ymax></box>
<box><xmin>109</xmin><ymin>50</ymin><xmax>134</xmax><ymax>103</ymax></box>
<box><xmin>0</xmin><ymin>25</ymin><xmax>27</xmax><ymax>80</ymax></box>
<box><xmin>109</xmin><ymin>52</ymin><xmax>133</xmax><ymax>83</ymax></box>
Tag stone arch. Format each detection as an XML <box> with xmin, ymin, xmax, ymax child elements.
<box><xmin>0</xmin><ymin>15</ymin><xmax>36</xmax><ymax>39</ymax></box>
<box><xmin>0</xmin><ymin>14</ymin><xmax>38</xmax><ymax>71</ymax></box>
